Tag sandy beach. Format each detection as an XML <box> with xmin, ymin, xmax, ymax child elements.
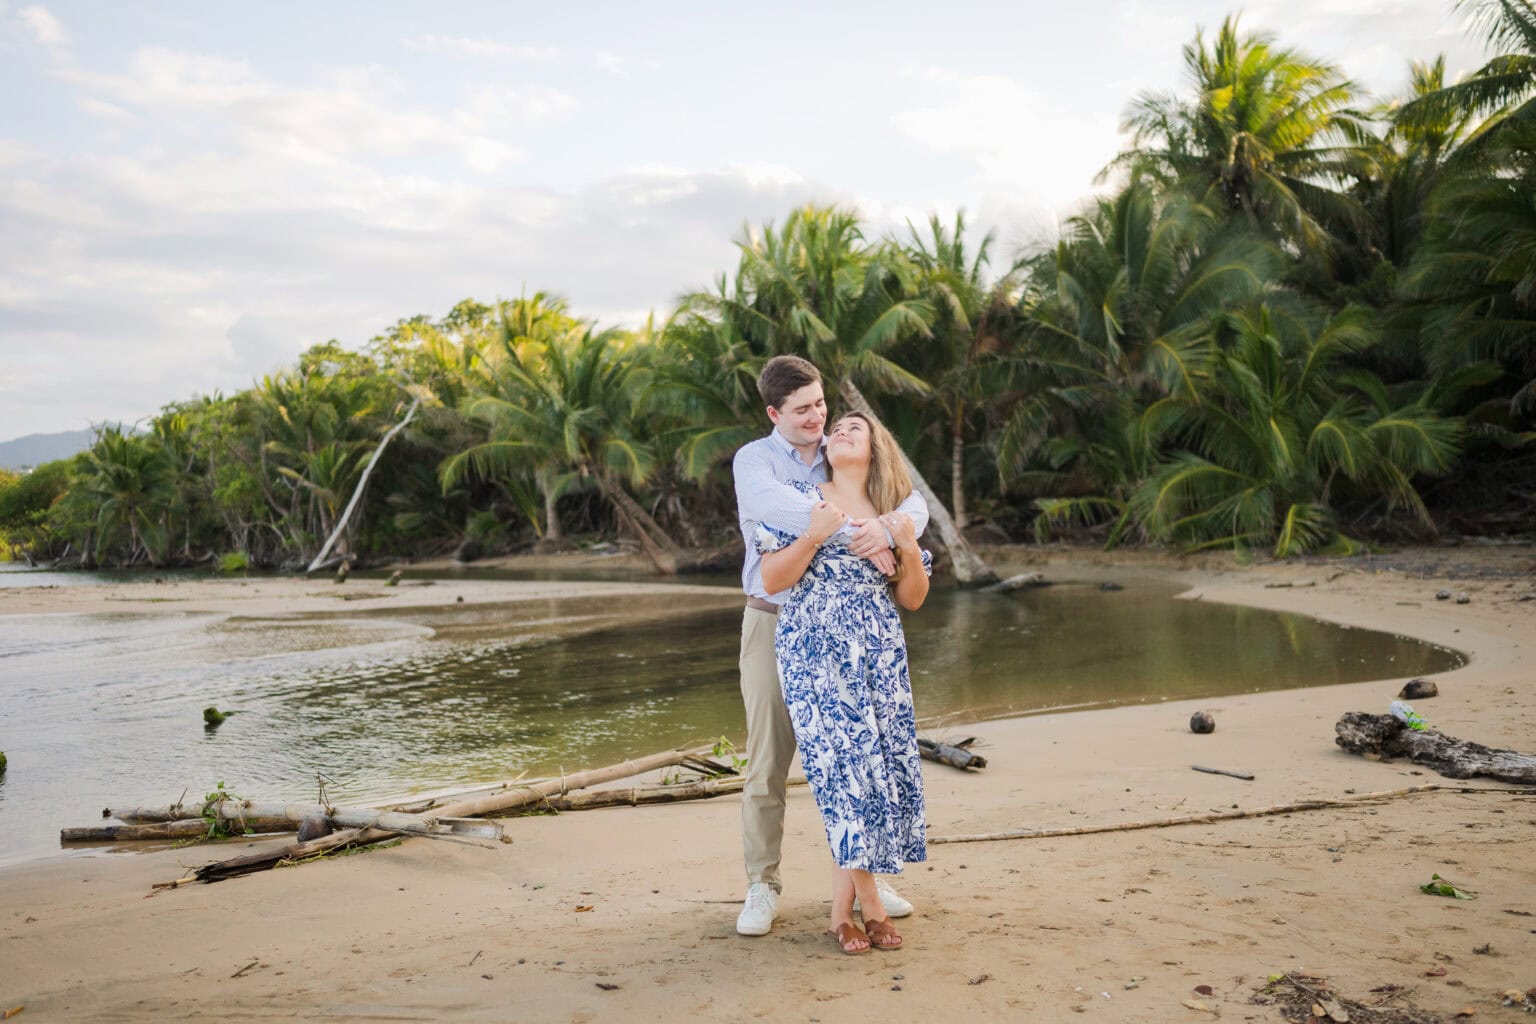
<box><xmin>1</xmin><ymin>547</ymin><xmax>1533</xmax><ymax>1022</ymax></box>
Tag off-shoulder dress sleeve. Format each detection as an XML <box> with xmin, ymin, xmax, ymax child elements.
<box><xmin>754</xmin><ymin>523</ymin><xmax>796</xmax><ymax>554</ymax></box>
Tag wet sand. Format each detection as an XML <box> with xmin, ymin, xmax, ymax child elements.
<box><xmin>1</xmin><ymin>546</ymin><xmax>1533</xmax><ymax>1022</ymax></box>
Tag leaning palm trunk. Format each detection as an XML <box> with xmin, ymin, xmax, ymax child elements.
<box><xmin>592</xmin><ymin>472</ymin><xmax>682</xmax><ymax>574</ymax></box>
<box><xmin>306</xmin><ymin>397</ymin><xmax>420</xmax><ymax>573</ymax></box>
<box><xmin>837</xmin><ymin>380</ymin><xmax>997</xmax><ymax>585</ymax></box>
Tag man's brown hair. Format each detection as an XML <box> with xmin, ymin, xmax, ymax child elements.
<box><xmin>756</xmin><ymin>355</ymin><xmax>822</xmax><ymax>410</ymax></box>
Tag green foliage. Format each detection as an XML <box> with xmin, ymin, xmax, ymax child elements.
<box><xmin>0</xmin><ymin>459</ymin><xmax>74</xmax><ymax>556</ymax></box>
<box><xmin>1419</xmin><ymin>872</ymin><xmax>1476</xmax><ymax>899</ymax></box>
<box><xmin>217</xmin><ymin>551</ymin><xmax>249</xmax><ymax>574</ymax></box>
<box><xmin>711</xmin><ymin>735</ymin><xmax>748</xmax><ymax>773</ymax></box>
<box><xmin>199</xmin><ymin>781</ymin><xmax>249</xmax><ymax>839</ymax></box>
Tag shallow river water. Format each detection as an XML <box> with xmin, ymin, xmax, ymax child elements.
<box><xmin>0</xmin><ymin>567</ymin><xmax>1462</xmax><ymax>865</ymax></box>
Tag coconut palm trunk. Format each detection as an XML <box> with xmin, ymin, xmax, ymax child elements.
<box><xmin>837</xmin><ymin>379</ymin><xmax>996</xmax><ymax>585</ymax></box>
<box><xmin>541</xmin><ymin>478</ymin><xmax>563</xmax><ymax>543</ymax></box>
<box><xmin>951</xmin><ymin>427</ymin><xmax>968</xmax><ymax>530</ymax></box>
<box><xmin>591</xmin><ymin>472</ymin><xmax>683</xmax><ymax>574</ymax></box>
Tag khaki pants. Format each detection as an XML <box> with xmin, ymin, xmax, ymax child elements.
<box><xmin>738</xmin><ymin>606</ymin><xmax>797</xmax><ymax>892</ymax></box>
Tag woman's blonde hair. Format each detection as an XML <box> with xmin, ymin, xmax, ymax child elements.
<box><xmin>827</xmin><ymin>412</ymin><xmax>912</xmax><ymax>515</ymax></box>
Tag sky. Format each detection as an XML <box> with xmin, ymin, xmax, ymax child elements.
<box><xmin>0</xmin><ymin>0</ymin><xmax>1491</xmax><ymax>442</ymax></box>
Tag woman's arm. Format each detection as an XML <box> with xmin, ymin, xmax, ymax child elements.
<box><xmin>760</xmin><ymin>500</ymin><xmax>845</xmax><ymax>594</ymax></box>
<box><xmin>883</xmin><ymin>513</ymin><xmax>930</xmax><ymax>611</ymax></box>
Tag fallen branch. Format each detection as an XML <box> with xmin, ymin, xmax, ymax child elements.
<box><xmin>929</xmin><ymin>784</ymin><xmax>1531</xmax><ymax>845</ymax></box>
<box><xmin>1192</xmin><ymin>765</ymin><xmax>1254</xmax><ymax>781</ymax></box>
<box><xmin>1256</xmin><ymin>971</ymin><xmax>1445</xmax><ymax>1024</ymax></box>
<box><xmin>1335</xmin><ymin>713</ymin><xmax>1536</xmax><ymax>784</ymax></box>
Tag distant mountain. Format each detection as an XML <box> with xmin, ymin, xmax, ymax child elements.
<box><xmin>0</xmin><ymin>428</ymin><xmax>98</xmax><ymax>470</ymax></box>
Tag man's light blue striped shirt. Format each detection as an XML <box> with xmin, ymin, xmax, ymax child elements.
<box><xmin>733</xmin><ymin>429</ymin><xmax>929</xmax><ymax>603</ymax></box>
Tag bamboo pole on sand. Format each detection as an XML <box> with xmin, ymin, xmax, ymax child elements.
<box><xmin>930</xmin><ymin>783</ymin><xmax>1535</xmax><ymax>845</ymax></box>
<box><xmin>103</xmin><ymin>802</ymin><xmax>499</xmax><ymax>839</ymax></box>
<box><xmin>540</xmin><ymin>774</ymin><xmax>806</xmax><ymax>811</ymax></box>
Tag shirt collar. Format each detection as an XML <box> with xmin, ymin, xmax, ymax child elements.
<box><xmin>769</xmin><ymin>427</ymin><xmax>827</xmax><ymax>467</ymax></box>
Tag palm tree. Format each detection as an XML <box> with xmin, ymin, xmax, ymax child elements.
<box><xmin>444</xmin><ymin>299</ymin><xmax>684</xmax><ymax>571</ymax></box>
<box><xmin>1003</xmin><ymin>181</ymin><xmax>1281</xmax><ymax>544</ymax></box>
<box><xmin>1132</xmin><ymin>302</ymin><xmax>1463</xmax><ymax>554</ymax></box>
<box><xmin>1396</xmin><ymin>0</ymin><xmax>1536</xmax><ymax>145</ymax></box>
<box><xmin>1399</xmin><ymin>121</ymin><xmax>1536</xmax><ymax>421</ymax></box>
<box><xmin>1362</xmin><ymin>57</ymin><xmax>1480</xmax><ymax>268</ymax></box>
<box><xmin>248</xmin><ymin>343</ymin><xmax>395</xmax><ymax>558</ymax></box>
<box><xmin>698</xmin><ymin>204</ymin><xmax>996</xmax><ymax>582</ymax></box>
<box><xmin>1117</xmin><ymin>15</ymin><xmax>1373</xmax><ymax>257</ymax></box>
<box><xmin>76</xmin><ymin>427</ymin><xmax>176</xmax><ymax>565</ymax></box>
<box><xmin>899</xmin><ymin>212</ymin><xmax>1020</xmax><ymax>529</ymax></box>
<box><xmin>1389</xmin><ymin>0</ymin><xmax>1536</xmax><ymax>424</ymax></box>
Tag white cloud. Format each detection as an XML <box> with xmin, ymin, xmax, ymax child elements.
<box><xmin>0</xmin><ymin>152</ymin><xmax>832</xmax><ymax>436</ymax></box>
<box><xmin>407</xmin><ymin>35</ymin><xmax>561</xmax><ymax>61</ymax></box>
<box><xmin>76</xmin><ymin>96</ymin><xmax>133</xmax><ymax>121</ymax></box>
<box><xmin>890</xmin><ymin>67</ymin><xmax>1121</xmax><ymax>214</ymax></box>
<box><xmin>18</xmin><ymin>4</ymin><xmax>66</xmax><ymax>46</ymax></box>
<box><xmin>57</xmin><ymin>48</ymin><xmax>547</xmax><ymax>173</ymax></box>
<box><xmin>466</xmin><ymin>85</ymin><xmax>580</xmax><ymax>124</ymax></box>
<box><xmin>593</xmin><ymin>49</ymin><xmax>628</xmax><ymax>76</ymax></box>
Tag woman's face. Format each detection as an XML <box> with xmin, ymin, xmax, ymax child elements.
<box><xmin>827</xmin><ymin>415</ymin><xmax>872</xmax><ymax>469</ymax></box>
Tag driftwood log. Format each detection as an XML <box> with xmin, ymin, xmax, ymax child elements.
<box><xmin>66</xmin><ymin>819</ymin><xmax>236</xmax><ymax>842</ymax></box>
<box><xmin>1334</xmin><ymin>713</ymin><xmax>1536</xmax><ymax>785</ymax></box>
<box><xmin>918</xmin><ymin>736</ymin><xmax>987</xmax><ymax>770</ymax></box>
<box><xmin>541</xmin><ymin>775</ymin><xmax>806</xmax><ymax>811</ymax></box>
<box><xmin>103</xmin><ymin>801</ymin><xmax>499</xmax><ymax>839</ymax></box>
<box><xmin>178</xmin><ymin>747</ymin><xmax>708</xmax><ymax>884</ymax></box>
<box><xmin>210</xmin><ymin>801</ymin><xmax>500</xmax><ymax>840</ymax></box>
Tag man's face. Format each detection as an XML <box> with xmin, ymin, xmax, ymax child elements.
<box><xmin>767</xmin><ymin>382</ymin><xmax>827</xmax><ymax>447</ymax></box>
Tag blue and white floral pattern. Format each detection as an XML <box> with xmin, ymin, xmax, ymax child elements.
<box><xmin>755</xmin><ymin>484</ymin><xmax>932</xmax><ymax>874</ymax></box>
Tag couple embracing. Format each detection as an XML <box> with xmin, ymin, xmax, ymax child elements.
<box><xmin>731</xmin><ymin>355</ymin><xmax>932</xmax><ymax>956</ymax></box>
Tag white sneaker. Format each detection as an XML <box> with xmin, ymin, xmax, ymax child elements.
<box><xmin>855</xmin><ymin>877</ymin><xmax>914</xmax><ymax>918</ymax></box>
<box><xmin>735</xmin><ymin>882</ymin><xmax>778</xmax><ymax>936</ymax></box>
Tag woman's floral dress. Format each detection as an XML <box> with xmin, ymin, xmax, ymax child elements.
<box><xmin>755</xmin><ymin>485</ymin><xmax>932</xmax><ymax>873</ymax></box>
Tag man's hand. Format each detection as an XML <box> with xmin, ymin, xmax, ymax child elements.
<box><xmin>807</xmin><ymin>500</ymin><xmax>848</xmax><ymax>545</ymax></box>
<box><xmin>848</xmin><ymin>517</ymin><xmax>897</xmax><ymax>575</ymax></box>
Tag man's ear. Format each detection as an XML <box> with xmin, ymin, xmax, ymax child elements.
<box><xmin>765</xmin><ymin>405</ymin><xmax>781</xmax><ymax>425</ymax></box>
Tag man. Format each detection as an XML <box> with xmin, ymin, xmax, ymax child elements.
<box><xmin>731</xmin><ymin>354</ymin><xmax>929</xmax><ymax>936</ymax></box>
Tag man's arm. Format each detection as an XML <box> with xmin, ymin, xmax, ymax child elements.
<box><xmin>895</xmin><ymin>489</ymin><xmax>929</xmax><ymax>540</ymax></box>
<box><xmin>848</xmin><ymin>489</ymin><xmax>930</xmax><ymax>561</ymax></box>
<box><xmin>733</xmin><ymin>442</ymin><xmax>816</xmax><ymax>532</ymax></box>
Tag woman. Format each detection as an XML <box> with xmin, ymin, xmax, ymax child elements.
<box><xmin>757</xmin><ymin>412</ymin><xmax>931</xmax><ymax>955</ymax></box>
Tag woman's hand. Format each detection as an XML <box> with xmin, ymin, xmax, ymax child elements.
<box><xmin>808</xmin><ymin>500</ymin><xmax>848</xmax><ymax>545</ymax></box>
<box><xmin>880</xmin><ymin>512</ymin><xmax>917</xmax><ymax>552</ymax></box>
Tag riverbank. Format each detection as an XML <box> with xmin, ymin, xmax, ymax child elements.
<box><xmin>1</xmin><ymin>545</ymin><xmax>1532</xmax><ymax>1022</ymax></box>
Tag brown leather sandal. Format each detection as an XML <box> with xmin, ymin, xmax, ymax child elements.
<box><xmin>827</xmin><ymin>922</ymin><xmax>871</xmax><ymax>955</ymax></box>
<box><xmin>863</xmin><ymin>917</ymin><xmax>903</xmax><ymax>950</ymax></box>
